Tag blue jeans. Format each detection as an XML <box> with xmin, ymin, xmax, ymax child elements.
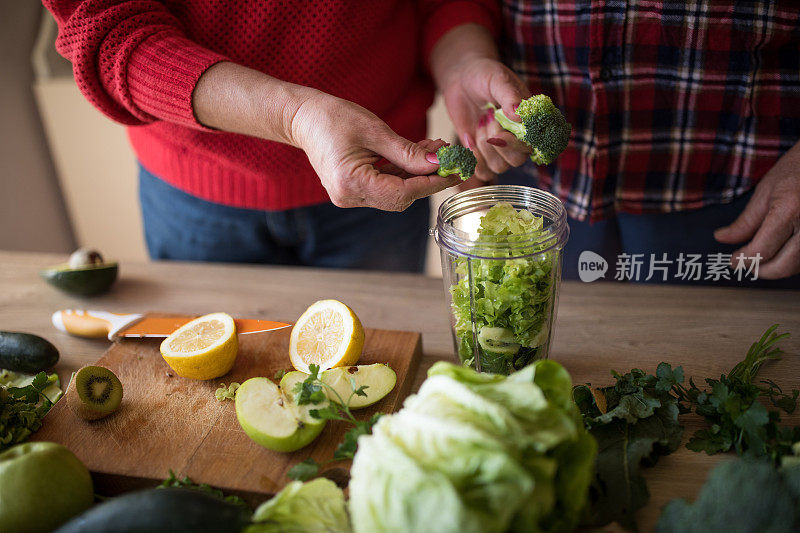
<box><xmin>138</xmin><ymin>165</ymin><xmax>429</xmax><ymax>272</ymax></box>
<box><xmin>499</xmin><ymin>166</ymin><xmax>800</xmax><ymax>288</ymax></box>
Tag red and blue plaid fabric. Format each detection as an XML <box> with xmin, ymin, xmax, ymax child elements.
<box><xmin>502</xmin><ymin>1</ymin><xmax>800</xmax><ymax>222</ymax></box>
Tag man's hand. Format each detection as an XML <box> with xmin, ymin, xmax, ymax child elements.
<box><xmin>715</xmin><ymin>141</ymin><xmax>800</xmax><ymax>279</ymax></box>
<box><xmin>430</xmin><ymin>24</ymin><xmax>532</xmax><ymax>183</ymax></box>
<box><xmin>193</xmin><ymin>61</ymin><xmax>457</xmax><ymax>212</ymax></box>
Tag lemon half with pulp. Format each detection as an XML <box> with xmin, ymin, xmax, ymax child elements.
<box><xmin>289</xmin><ymin>300</ymin><xmax>364</xmax><ymax>373</ymax></box>
<box><xmin>160</xmin><ymin>312</ymin><xmax>238</xmax><ymax>380</ymax></box>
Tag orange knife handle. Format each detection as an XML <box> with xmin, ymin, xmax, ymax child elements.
<box><xmin>52</xmin><ymin>310</ymin><xmax>143</xmax><ymax>340</ymax></box>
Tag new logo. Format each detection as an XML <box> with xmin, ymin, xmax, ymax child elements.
<box><xmin>578</xmin><ymin>251</ymin><xmax>608</xmax><ymax>282</ymax></box>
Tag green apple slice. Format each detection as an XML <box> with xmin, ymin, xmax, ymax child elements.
<box><xmin>235</xmin><ymin>377</ymin><xmax>326</xmax><ymax>453</ymax></box>
<box><xmin>280</xmin><ymin>363</ymin><xmax>397</xmax><ymax>409</ymax></box>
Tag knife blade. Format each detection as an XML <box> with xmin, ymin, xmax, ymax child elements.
<box><xmin>52</xmin><ymin>309</ymin><xmax>291</xmax><ymax>341</ymax></box>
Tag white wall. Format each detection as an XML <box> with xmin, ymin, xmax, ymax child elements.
<box><xmin>0</xmin><ymin>2</ymin><xmax>74</xmax><ymax>253</ymax></box>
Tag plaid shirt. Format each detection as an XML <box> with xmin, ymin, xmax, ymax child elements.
<box><xmin>502</xmin><ymin>1</ymin><xmax>800</xmax><ymax>222</ymax></box>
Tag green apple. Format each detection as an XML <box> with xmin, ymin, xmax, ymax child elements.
<box><xmin>235</xmin><ymin>377</ymin><xmax>326</xmax><ymax>452</ymax></box>
<box><xmin>0</xmin><ymin>442</ymin><xmax>93</xmax><ymax>533</ymax></box>
<box><xmin>280</xmin><ymin>363</ymin><xmax>397</xmax><ymax>409</ymax></box>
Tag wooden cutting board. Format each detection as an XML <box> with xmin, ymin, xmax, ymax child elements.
<box><xmin>32</xmin><ymin>325</ymin><xmax>421</xmax><ymax>499</ymax></box>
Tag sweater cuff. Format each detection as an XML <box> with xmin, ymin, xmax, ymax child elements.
<box><xmin>423</xmin><ymin>1</ymin><xmax>500</xmax><ymax>70</ymax></box>
<box><xmin>127</xmin><ymin>32</ymin><xmax>228</xmax><ymax>129</ymax></box>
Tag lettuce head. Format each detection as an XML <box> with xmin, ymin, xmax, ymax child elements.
<box><xmin>349</xmin><ymin>361</ymin><xmax>596</xmax><ymax>533</ymax></box>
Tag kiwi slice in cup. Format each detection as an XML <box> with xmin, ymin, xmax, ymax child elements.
<box><xmin>67</xmin><ymin>366</ymin><xmax>123</xmax><ymax>421</ymax></box>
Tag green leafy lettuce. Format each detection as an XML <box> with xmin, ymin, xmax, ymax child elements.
<box><xmin>450</xmin><ymin>202</ymin><xmax>558</xmax><ymax>374</ymax></box>
<box><xmin>215</xmin><ymin>382</ymin><xmax>240</xmax><ymax>401</ymax></box>
<box><xmin>246</xmin><ymin>478</ymin><xmax>351</xmax><ymax>533</ymax></box>
<box><xmin>348</xmin><ymin>360</ymin><xmax>596</xmax><ymax>533</ymax></box>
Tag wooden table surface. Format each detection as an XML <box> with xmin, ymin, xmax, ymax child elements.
<box><xmin>2</xmin><ymin>250</ymin><xmax>799</xmax><ymax>532</ymax></box>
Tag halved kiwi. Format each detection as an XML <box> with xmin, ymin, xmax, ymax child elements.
<box><xmin>67</xmin><ymin>366</ymin><xmax>123</xmax><ymax>421</ymax></box>
<box><xmin>477</xmin><ymin>326</ymin><xmax>521</xmax><ymax>355</ymax></box>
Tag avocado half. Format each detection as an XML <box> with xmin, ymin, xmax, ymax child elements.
<box><xmin>40</xmin><ymin>262</ymin><xmax>118</xmax><ymax>296</ymax></box>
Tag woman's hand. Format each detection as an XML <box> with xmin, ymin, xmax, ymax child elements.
<box><xmin>290</xmin><ymin>93</ymin><xmax>457</xmax><ymax>211</ymax></box>
<box><xmin>194</xmin><ymin>61</ymin><xmax>457</xmax><ymax>211</ymax></box>
<box><xmin>431</xmin><ymin>24</ymin><xmax>532</xmax><ymax>183</ymax></box>
<box><xmin>715</xmin><ymin>140</ymin><xmax>800</xmax><ymax>279</ymax></box>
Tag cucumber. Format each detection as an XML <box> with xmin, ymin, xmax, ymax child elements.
<box><xmin>54</xmin><ymin>488</ymin><xmax>252</xmax><ymax>533</ymax></box>
<box><xmin>40</xmin><ymin>263</ymin><xmax>118</xmax><ymax>297</ymax></box>
<box><xmin>0</xmin><ymin>332</ymin><xmax>59</xmax><ymax>373</ymax></box>
<box><xmin>477</xmin><ymin>327</ymin><xmax>520</xmax><ymax>355</ymax></box>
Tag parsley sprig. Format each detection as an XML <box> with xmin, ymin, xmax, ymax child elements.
<box><xmin>670</xmin><ymin>325</ymin><xmax>799</xmax><ymax>463</ymax></box>
<box><xmin>287</xmin><ymin>364</ymin><xmax>383</xmax><ymax>481</ymax></box>
<box><xmin>575</xmin><ymin>325</ymin><xmax>798</xmax><ymax>529</ymax></box>
<box><xmin>0</xmin><ymin>371</ymin><xmax>58</xmax><ymax>451</ymax></box>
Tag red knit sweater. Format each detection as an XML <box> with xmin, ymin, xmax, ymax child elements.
<box><xmin>44</xmin><ymin>0</ymin><xmax>498</xmax><ymax>210</ymax></box>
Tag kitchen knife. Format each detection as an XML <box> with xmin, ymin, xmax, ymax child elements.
<box><xmin>52</xmin><ymin>309</ymin><xmax>291</xmax><ymax>341</ymax></box>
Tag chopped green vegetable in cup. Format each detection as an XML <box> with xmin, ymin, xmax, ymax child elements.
<box><xmin>450</xmin><ymin>202</ymin><xmax>559</xmax><ymax>374</ymax></box>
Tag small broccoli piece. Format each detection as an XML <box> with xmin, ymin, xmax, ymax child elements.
<box><xmin>487</xmin><ymin>94</ymin><xmax>571</xmax><ymax>166</ymax></box>
<box><xmin>436</xmin><ymin>145</ymin><xmax>477</xmax><ymax>180</ymax></box>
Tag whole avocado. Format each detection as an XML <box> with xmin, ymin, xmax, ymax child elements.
<box><xmin>54</xmin><ymin>488</ymin><xmax>252</xmax><ymax>533</ymax></box>
<box><xmin>0</xmin><ymin>332</ymin><xmax>59</xmax><ymax>373</ymax></box>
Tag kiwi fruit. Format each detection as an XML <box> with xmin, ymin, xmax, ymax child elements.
<box><xmin>67</xmin><ymin>366</ymin><xmax>123</xmax><ymax>421</ymax></box>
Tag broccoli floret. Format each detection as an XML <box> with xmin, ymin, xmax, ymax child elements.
<box><xmin>436</xmin><ymin>145</ymin><xmax>477</xmax><ymax>180</ymax></box>
<box><xmin>487</xmin><ymin>94</ymin><xmax>571</xmax><ymax>166</ymax></box>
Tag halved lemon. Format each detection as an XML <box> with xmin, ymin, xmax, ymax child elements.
<box><xmin>160</xmin><ymin>312</ymin><xmax>238</xmax><ymax>380</ymax></box>
<box><xmin>289</xmin><ymin>300</ymin><xmax>364</xmax><ymax>373</ymax></box>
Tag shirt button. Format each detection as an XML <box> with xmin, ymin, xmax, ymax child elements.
<box><xmin>600</xmin><ymin>67</ymin><xmax>613</xmax><ymax>81</ymax></box>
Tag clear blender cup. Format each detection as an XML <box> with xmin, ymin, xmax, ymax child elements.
<box><xmin>433</xmin><ymin>185</ymin><xmax>569</xmax><ymax>374</ymax></box>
